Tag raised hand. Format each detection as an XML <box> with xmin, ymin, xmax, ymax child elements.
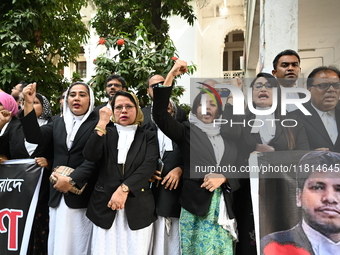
<box><xmin>22</xmin><ymin>83</ymin><xmax>37</xmax><ymax>116</ymax></box>
<box><xmin>22</xmin><ymin>83</ymin><xmax>36</xmax><ymax>104</ymax></box>
<box><xmin>164</xmin><ymin>59</ymin><xmax>188</xmax><ymax>86</ymax></box>
<box><xmin>98</xmin><ymin>106</ymin><xmax>112</xmax><ymax>126</ymax></box>
<box><xmin>94</xmin><ymin>106</ymin><xmax>112</xmax><ymax>136</ymax></box>
<box><xmin>169</xmin><ymin>59</ymin><xmax>188</xmax><ymax>77</ymax></box>
<box><xmin>0</xmin><ymin>110</ymin><xmax>12</xmax><ymax>128</ymax></box>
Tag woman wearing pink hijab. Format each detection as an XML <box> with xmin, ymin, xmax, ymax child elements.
<box><xmin>0</xmin><ymin>91</ymin><xmax>19</xmax><ymax>135</ymax></box>
<box><xmin>0</xmin><ymin>90</ymin><xmax>53</xmax><ymax>254</ymax></box>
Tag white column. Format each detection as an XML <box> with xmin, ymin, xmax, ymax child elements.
<box><xmin>260</xmin><ymin>0</ymin><xmax>298</xmax><ymax>72</ymax></box>
<box><xmin>83</xmin><ymin>45</ymin><xmax>92</xmax><ymax>81</ymax></box>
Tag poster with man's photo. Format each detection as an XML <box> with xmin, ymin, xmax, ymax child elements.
<box><xmin>251</xmin><ymin>150</ymin><xmax>340</xmax><ymax>255</ymax></box>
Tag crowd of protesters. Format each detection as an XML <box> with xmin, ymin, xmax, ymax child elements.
<box><xmin>1</xmin><ymin>49</ymin><xmax>340</xmax><ymax>255</ymax></box>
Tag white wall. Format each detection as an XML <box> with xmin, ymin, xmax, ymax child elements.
<box><xmin>168</xmin><ymin>15</ymin><xmax>198</xmax><ymax>104</ymax></box>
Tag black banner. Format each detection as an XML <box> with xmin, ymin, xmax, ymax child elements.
<box><xmin>0</xmin><ymin>159</ymin><xmax>42</xmax><ymax>255</ymax></box>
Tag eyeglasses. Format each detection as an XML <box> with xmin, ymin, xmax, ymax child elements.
<box><xmin>107</xmin><ymin>83</ymin><xmax>122</xmax><ymax>88</ymax></box>
<box><xmin>149</xmin><ymin>81</ymin><xmax>164</xmax><ymax>89</ymax></box>
<box><xmin>253</xmin><ymin>82</ymin><xmax>274</xmax><ymax>90</ymax></box>
<box><xmin>309</xmin><ymin>82</ymin><xmax>340</xmax><ymax>90</ymax></box>
<box><xmin>114</xmin><ymin>105</ymin><xmax>135</xmax><ymax>111</ymax></box>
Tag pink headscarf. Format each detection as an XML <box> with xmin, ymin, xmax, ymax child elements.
<box><xmin>0</xmin><ymin>92</ymin><xmax>19</xmax><ymax>116</ymax></box>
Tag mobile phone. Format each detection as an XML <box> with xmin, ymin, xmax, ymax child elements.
<box><xmin>156</xmin><ymin>159</ymin><xmax>164</xmax><ymax>187</ymax></box>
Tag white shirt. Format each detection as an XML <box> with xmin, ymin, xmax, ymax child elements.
<box><xmin>0</xmin><ymin>119</ymin><xmax>11</xmax><ymax>136</ymax></box>
<box><xmin>25</xmin><ymin>119</ymin><xmax>48</xmax><ymax>155</ymax></box>
<box><xmin>207</xmin><ymin>134</ymin><xmax>224</xmax><ymax>165</ymax></box>
<box><xmin>250</xmin><ymin>108</ymin><xmax>276</xmax><ymax>144</ymax></box>
<box><xmin>67</xmin><ymin>116</ymin><xmax>83</xmax><ymax>149</ymax></box>
<box><xmin>312</xmin><ymin>104</ymin><xmax>338</xmax><ymax>144</ymax></box>
<box><xmin>106</xmin><ymin>101</ymin><xmax>112</xmax><ymax>110</ymax></box>
<box><xmin>114</xmin><ymin>123</ymin><xmax>138</xmax><ymax>164</ymax></box>
<box><xmin>302</xmin><ymin>220</ymin><xmax>340</xmax><ymax>255</ymax></box>
<box><xmin>157</xmin><ymin>128</ymin><xmax>173</xmax><ymax>158</ymax></box>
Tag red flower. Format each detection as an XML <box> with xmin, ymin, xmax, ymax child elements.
<box><xmin>98</xmin><ymin>37</ymin><xmax>106</xmax><ymax>45</ymax></box>
<box><xmin>172</xmin><ymin>56</ymin><xmax>178</xmax><ymax>61</ymax></box>
<box><xmin>263</xmin><ymin>242</ymin><xmax>311</xmax><ymax>255</ymax></box>
<box><xmin>93</xmin><ymin>59</ymin><xmax>96</xmax><ymax>63</ymax></box>
<box><xmin>117</xmin><ymin>39</ymin><xmax>125</xmax><ymax>46</ymax></box>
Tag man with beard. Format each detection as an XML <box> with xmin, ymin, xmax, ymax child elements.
<box><xmin>272</xmin><ymin>49</ymin><xmax>302</xmax><ymax>112</ymax></box>
<box><xmin>261</xmin><ymin>151</ymin><xmax>340</xmax><ymax>255</ymax></box>
<box><xmin>103</xmin><ymin>74</ymin><xmax>127</xmax><ymax>109</ymax></box>
<box><xmin>291</xmin><ymin>66</ymin><xmax>340</xmax><ymax>151</ymax></box>
<box><xmin>94</xmin><ymin>74</ymin><xmax>127</xmax><ymax>115</ymax></box>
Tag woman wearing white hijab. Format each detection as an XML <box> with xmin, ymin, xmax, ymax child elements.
<box><xmin>20</xmin><ymin>82</ymin><xmax>98</xmax><ymax>255</ymax></box>
<box><xmin>83</xmin><ymin>91</ymin><xmax>158</xmax><ymax>255</ymax></box>
<box><xmin>236</xmin><ymin>73</ymin><xmax>309</xmax><ymax>254</ymax></box>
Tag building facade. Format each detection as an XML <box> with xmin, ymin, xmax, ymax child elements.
<box><xmin>64</xmin><ymin>0</ymin><xmax>340</xmax><ymax>104</ymax></box>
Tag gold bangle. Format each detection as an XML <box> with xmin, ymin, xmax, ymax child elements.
<box><xmin>94</xmin><ymin>126</ymin><xmax>107</xmax><ymax>135</ymax></box>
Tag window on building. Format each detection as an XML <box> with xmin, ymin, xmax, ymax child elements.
<box><xmin>233</xmin><ymin>51</ymin><xmax>243</xmax><ymax>70</ymax></box>
<box><xmin>76</xmin><ymin>61</ymin><xmax>86</xmax><ymax>78</ymax></box>
<box><xmin>223</xmin><ymin>51</ymin><xmax>228</xmax><ymax>71</ymax></box>
<box><xmin>232</xmin><ymin>33</ymin><xmax>244</xmax><ymax>42</ymax></box>
<box><xmin>223</xmin><ymin>30</ymin><xmax>244</xmax><ymax>71</ymax></box>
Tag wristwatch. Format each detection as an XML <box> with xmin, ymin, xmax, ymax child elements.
<box><xmin>120</xmin><ymin>183</ymin><xmax>130</xmax><ymax>192</ymax></box>
<box><xmin>69</xmin><ymin>177</ymin><xmax>76</xmax><ymax>186</ymax></box>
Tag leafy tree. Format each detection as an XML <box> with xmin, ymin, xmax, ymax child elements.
<box><xmin>0</xmin><ymin>0</ymin><xmax>89</xmax><ymax>113</ymax></box>
<box><xmin>91</xmin><ymin>0</ymin><xmax>196</xmax><ymax>48</ymax></box>
<box><xmin>90</xmin><ymin>23</ymin><xmax>196</xmax><ymax>108</ymax></box>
